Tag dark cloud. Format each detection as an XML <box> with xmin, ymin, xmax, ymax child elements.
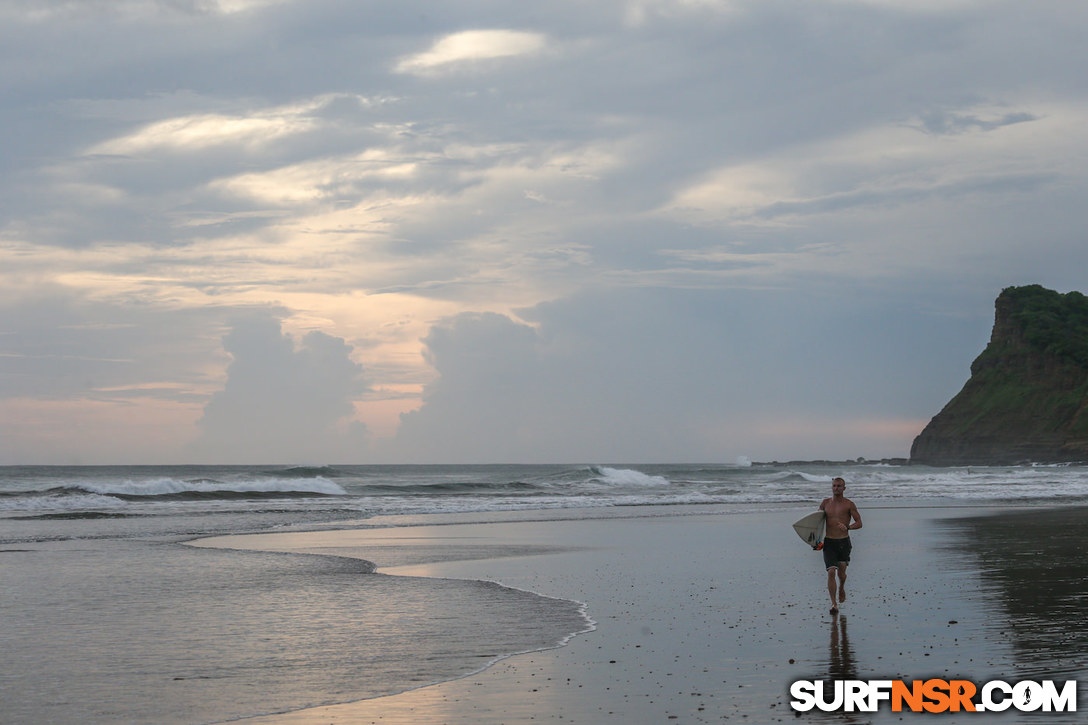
<box><xmin>393</xmin><ymin>286</ymin><xmax>990</xmax><ymax>462</ymax></box>
<box><xmin>750</xmin><ymin>171</ymin><xmax>1060</xmax><ymax>221</ymax></box>
<box><xmin>193</xmin><ymin>312</ymin><xmax>368</xmax><ymax>463</ymax></box>
<box><xmin>918</xmin><ymin>109</ymin><xmax>1039</xmax><ymax>136</ymax></box>
<box><xmin>393</xmin><ymin>312</ymin><xmax>540</xmax><ymax>459</ymax></box>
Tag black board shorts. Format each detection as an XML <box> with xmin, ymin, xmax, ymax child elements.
<box><xmin>823</xmin><ymin>537</ymin><xmax>852</xmax><ymax>570</ymax></box>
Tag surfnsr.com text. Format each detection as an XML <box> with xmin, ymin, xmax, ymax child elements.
<box><xmin>790</xmin><ymin>679</ymin><xmax>1077</xmax><ymax>713</ymax></box>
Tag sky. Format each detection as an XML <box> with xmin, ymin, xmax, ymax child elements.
<box><xmin>2</xmin><ymin>0</ymin><xmax>1086</xmax><ymax>465</ymax></box>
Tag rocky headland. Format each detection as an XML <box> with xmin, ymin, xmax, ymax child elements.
<box><xmin>910</xmin><ymin>285</ymin><xmax>1088</xmax><ymax>466</ymax></box>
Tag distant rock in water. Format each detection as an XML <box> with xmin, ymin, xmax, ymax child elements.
<box><xmin>911</xmin><ymin>285</ymin><xmax>1088</xmax><ymax>466</ymax></box>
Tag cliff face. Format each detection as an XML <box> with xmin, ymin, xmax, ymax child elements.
<box><xmin>910</xmin><ymin>285</ymin><xmax>1088</xmax><ymax>466</ymax></box>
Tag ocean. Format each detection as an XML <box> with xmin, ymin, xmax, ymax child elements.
<box><xmin>7</xmin><ymin>462</ymin><xmax>1088</xmax><ymax>528</ymax></box>
<box><xmin>3</xmin><ymin>462</ymin><xmax>1087</xmax><ymax>723</ymax></box>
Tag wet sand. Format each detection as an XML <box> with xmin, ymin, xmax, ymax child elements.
<box><xmin>195</xmin><ymin>504</ymin><xmax>1088</xmax><ymax>723</ymax></box>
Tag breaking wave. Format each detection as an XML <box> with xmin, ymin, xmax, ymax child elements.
<box><xmin>0</xmin><ymin>476</ymin><xmax>348</xmax><ymax>513</ymax></box>
<box><xmin>70</xmin><ymin>476</ymin><xmax>348</xmax><ymax>499</ymax></box>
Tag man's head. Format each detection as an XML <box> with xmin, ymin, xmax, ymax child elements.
<box><xmin>831</xmin><ymin>477</ymin><xmax>846</xmax><ymax>496</ymax></box>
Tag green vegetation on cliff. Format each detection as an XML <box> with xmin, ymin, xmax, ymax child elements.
<box><xmin>982</xmin><ymin>284</ymin><xmax>1088</xmax><ymax>369</ymax></box>
<box><xmin>911</xmin><ymin>285</ymin><xmax>1088</xmax><ymax>465</ymax></box>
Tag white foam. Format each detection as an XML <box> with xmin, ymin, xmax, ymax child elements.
<box><xmin>794</xmin><ymin>471</ymin><xmax>833</xmax><ymax>483</ymax></box>
<box><xmin>0</xmin><ymin>493</ymin><xmax>127</xmax><ymax>512</ymax></box>
<box><xmin>73</xmin><ymin>477</ymin><xmax>348</xmax><ymax>497</ymax></box>
<box><xmin>594</xmin><ymin>467</ymin><xmax>670</xmax><ymax>487</ymax></box>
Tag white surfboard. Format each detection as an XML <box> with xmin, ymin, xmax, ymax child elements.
<box><xmin>792</xmin><ymin>511</ymin><xmax>826</xmax><ymax>550</ymax></box>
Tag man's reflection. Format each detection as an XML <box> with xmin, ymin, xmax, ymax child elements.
<box><xmin>828</xmin><ymin>614</ymin><xmax>856</xmax><ymax>682</ymax></box>
<box><xmin>816</xmin><ymin>615</ymin><xmax>867</xmax><ymax>724</ymax></box>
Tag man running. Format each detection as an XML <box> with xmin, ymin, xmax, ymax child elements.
<box><xmin>819</xmin><ymin>477</ymin><xmax>862</xmax><ymax>615</ymax></box>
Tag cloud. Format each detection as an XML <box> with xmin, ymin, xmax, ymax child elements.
<box><xmin>90</xmin><ymin>113</ymin><xmax>313</xmax><ymax>155</ymax></box>
<box><xmin>192</xmin><ymin>313</ymin><xmax>369</xmax><ymax>463</ymax></box>
<box><xmin>4</xmin><ymin>0</ymin><xmax>1088</xmax><ymax>463</ymax></box>
<box><xmin>659</xmin><ymin>101</ymin><xmax>1077</xmax><ymax>239</ymax></box>
<box><xmin>917</xmin><ymin>109</ymin><xmax>1039</xmax><ymax>136</ymax></box>
<box><xmin>0</xmin><ymin>283</ymin><xmax>228</xmax><ymax>403</ymax></box>
<box><xmin>392</xmin><ymin>286</ymin><xmax>990</xmax><ymax>462</ymax></box>
<box><xmin>0</xmin><ymin>0</ymin><xmax>289</xmax><ymax>21</ymax></box>
<box><xmin>83</xmin><ymin>94</ymin><xmax>396</xmax><ymax>159</ymax></box>
<box><xmin>395</xmin><ymin>29</ymin><xmax>549</xmax><ymax>75</ymax></box>
<box><xmin>623</xmin><ymin>0</ymin><xmax>743</xmax><ymax>26</ymax></box>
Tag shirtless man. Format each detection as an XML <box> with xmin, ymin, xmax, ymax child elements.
<box><xmin>819</xmin><ymin>477</ymin><xmax>862</xmax><ymax>615</ymax></box>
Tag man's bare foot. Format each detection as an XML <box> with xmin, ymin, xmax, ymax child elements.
<box><xmin>838</xmin><ymin>587</ymin><xmax>846</xmax><ymax>603</ymax></box>
<box><xmin>830</xmin><ymin>605</ymin><xmax>839</xmax><ymax>615</ymax></box>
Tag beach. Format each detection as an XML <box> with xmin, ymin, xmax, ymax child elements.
<box><xmin>4</xmin><ymin>465</ymin><xmax>1087</xmax><ymax>724</ymax></box>
<box><xmin>194</xmin><ymin>503</ymin><xmax>1088</xmax><ymax>724</ymax></box>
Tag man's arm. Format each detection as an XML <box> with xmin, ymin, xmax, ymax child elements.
<box><xmin>848</xmin><ymin>503</ymin><xmax>863</xmax><ymax>531</ymax></box>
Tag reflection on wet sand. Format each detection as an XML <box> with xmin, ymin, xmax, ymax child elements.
<box><xmin>939</xmin><ymin>506</ymin><xmax>1088</xmax><ymax>683</ymax></box>
<box><xmin>828</xmin><ymin>615</ymin><xmax>857</xmax><ymax>682</ymax></box>
<box><xmin>813</xmin><ymin>615</ymin><xmax>871</xmax><ymax>725</ymax></box>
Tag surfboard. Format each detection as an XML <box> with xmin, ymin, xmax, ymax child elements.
<box><xmin>792</xmin><ymin>511</ymin><xmax>826</xmax><ymax>550</ymax></box>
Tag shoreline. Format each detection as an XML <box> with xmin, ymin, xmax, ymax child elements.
<box><xmin>192</xmin><ymin>502</ymin><xmax>1088</xmax><ymax>723</ymax></box>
